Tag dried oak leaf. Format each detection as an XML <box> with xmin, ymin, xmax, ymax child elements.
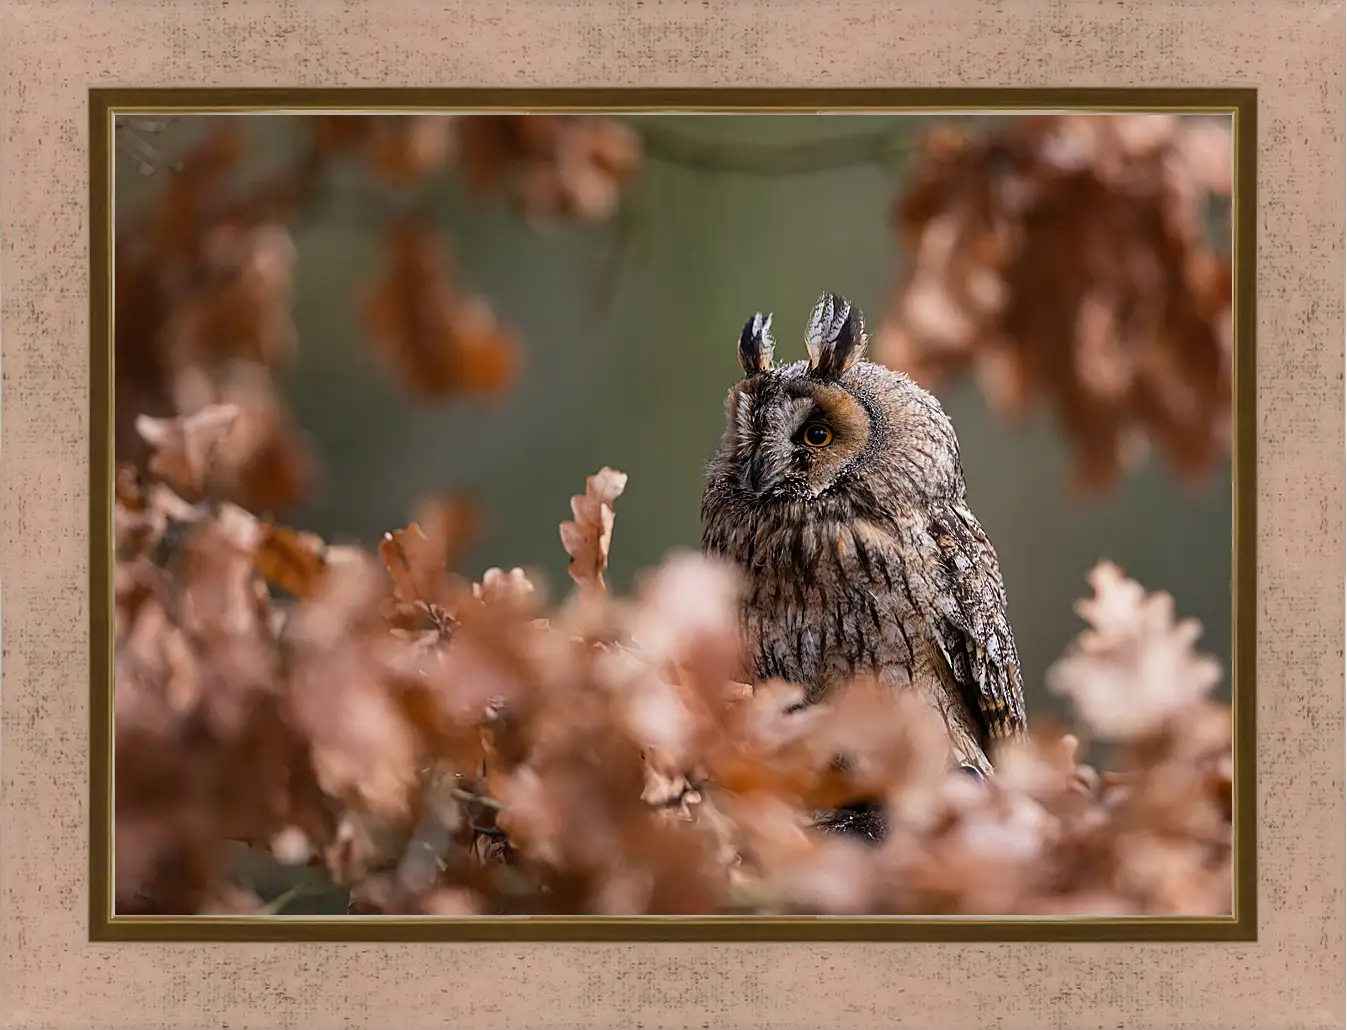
<box><xmin>253</xmin><ymin>523</ymin><xmax>329</xmax><ymax>599</ymax></box>
<box><xmin>198</xmin><ymin>884</ymin><xmax>265</xmax><ymax>916</ymax></box>
<box><xmin>114</xmin><ymin>464</ymin><xmax>146</xmax><ymax>511</ymax></box>
<box><xmin>113</xmin><ymin>121</ymin><xmax>322</xmax><ymax>491</ymax></box>
<box><xmin>149</xmin><ymin>123</ymin><xmax>248</xmax><ymax>262</ymax></box>
<box><xmin>421</xmin><ymin>887</ymin><xmax>485</xmax><ymax>916</ymax></box>
<box><xmin>363</xmin><ymin>116</ymin><xmax>458</xmax><ymax>188</ymax></box>
<box><xmin>362</xmin><ymin>222</ymin><xmax>519</xmax><ymax>401</ymax></box>
<box><xmin>169</xmin><ymin>223</ymin><xmax>298</xmax><ymax>370</ymax></box>
<box><xmin>310</xmin><ymin>115</ymin><xmax>376</xmax><ymax>154</ymax></box>
<box><xmin>473</xmin><ymin>566</ymin><xmax>537</xmax><ymax>605</ymax></box>
<box><xmin>708</xmin><ymin>789</ymin><xmax>871</xmax><ymax>915</ymax></box>
<box><xmin>137</xmin><ymin>363</ymin><xmax>316</xmax><ymax>517</ymax></box>
<box><xmin>135</xmin><ymin>403</ymin><xmax>241</xmax><ymax>498</ymax></box>
<box><xmin>559</xmin><ymin>466</ymin><xmax>629</xmax><ymax>590</ymax></box>
<box><xmin>522</xmin><ymin>117</ymin><xmax>645</xmax><ymax>225</ymax></box>
<box><xmin>702</xmin><ymin>688</ymin><xmax>849</xmax><ymax>811</ymax></box>
<box><xmin>378</xmin><ymin>496</ymin><xmax>480</xmax><ymax>611</ymax></box>
<box><xmin>625</xmin><ymin>550</ymin><xmax>742</xmax><ymax>676</ymax></box>
<box><xmin>453</xmin><ymin>115</ymin><xmax>644</xmax><ymax>224</ymax></box>
<box><xmin>875</xmin><ymin>114</ymin><xmax>1233</xmax><ymax>494</ymax></box>
<box><xmin>811</xmin><ymin>678</ymin><xmax>951</xmax><ymax>809</ymax></box>
<box><xmin>453</xmin><ymin>116</ymin><xmax>530</xmax><ymax>198</ymax></box>
<box><xmin>286</xmin><ymin>559</ymin><xmax>423</xmax><ymax>822</ymax></box>
<box><xmin>211</xmin><ymin>364</ymin><xmax>319</xmax><ymax>514</ymax></box>
<box><xmin>1046</xmin><ymin>562</ymin><xmax>1223</xmax><ymax>740</ymax></box>
<box><xmin>993</xmin><ymin>728</ymin><xmax>1100</xmax><ymax>819</ymax></box>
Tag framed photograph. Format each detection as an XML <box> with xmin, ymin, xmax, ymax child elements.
<box><xmin>3</xmin><ymin>3</ymin><xmax>1342</xmax><ymax>1029</ymax></box>
<box><xmin>96</xmin><ymin>93</ymin><xmax>1252</xmax><ymax>940</ymax></box>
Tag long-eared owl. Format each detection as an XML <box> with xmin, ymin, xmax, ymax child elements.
<box><xmin>700</xmin><ymin>292</ymin><xmax>1027</xmax><ymax>777</ymax></box>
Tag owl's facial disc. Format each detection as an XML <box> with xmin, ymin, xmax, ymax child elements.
<box><xmin>786</xmin><ymin>382</ymin><xmax>873</xmax><ymax>498</ymax></box>
<box><xmin>725</xmin><ymin>375</ymin><xmax>873</xmax><ymax>503</ymax></box>
<box><xmin>730</xmin><ymin>387</ymin><xmax>807</xmax><ymax>498</ymax></box>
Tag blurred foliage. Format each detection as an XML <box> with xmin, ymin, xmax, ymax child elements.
<box><xmin>875</xmin><ymin>114</ymin><xmax>1233</xmax><ymax>493</ymax></box>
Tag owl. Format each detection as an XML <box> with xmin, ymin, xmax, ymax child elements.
<box><xmin>701</xmin><ymin>292</ymin><xmax>1027</xmax><ymax>781</ymax></box>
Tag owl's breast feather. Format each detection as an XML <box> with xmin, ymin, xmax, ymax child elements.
<box><xmin>735</xmin><ymin>528</ymin><xmax>924</xmax><ymax>701</ymax></box>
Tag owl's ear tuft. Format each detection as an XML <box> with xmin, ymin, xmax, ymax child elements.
<box><xmin>738</xmin><ymin>312</ymin><xmax>775</xmax><ymax>375</ymax></box>
<box><xmin>805</xmin><ymin>292</ymin><xmax>867</xmax><ymax>379</ymax></box>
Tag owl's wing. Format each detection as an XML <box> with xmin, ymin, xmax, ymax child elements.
<box><xmin>922</xmin><ymin>502</ymin><xmax>1028</xmax><ymax>746</ymax></box>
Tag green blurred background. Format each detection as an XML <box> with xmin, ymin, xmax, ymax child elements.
<box><xmin>114</xmin><ymin>113</ymin><xmax>1233</xmax><ymax>724</ymax></box>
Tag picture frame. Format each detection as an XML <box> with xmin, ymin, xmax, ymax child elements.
<box><xmin>89</xmin><ymin>86</ymin><xmax>1258</xmax><ymax>945</ymax></box>
<box><xmin>3</xmin><ymin>3</ymin><xmax>1341</xmax><ymax>1028</ymax></box>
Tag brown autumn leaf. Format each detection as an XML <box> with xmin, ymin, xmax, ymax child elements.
<box><xmin>111</xmin><ymin>461</ymin><xmax>1236</xmax><ymax>916</ymax></box>
<box><xmin>874</xmin><ymin>114</ymin><xmax>1232</xmax><ymax>494</ymax></box>
<box><xmin>309</xmin><ymin>114</ymin><xmax>376</xmax><ymax>154</ymax></box>
<box><xmin>362</xmin><ymin>222</ymin><xmax>520</xmax><ymax>402</ymax></box>
<box><xmin>284</xmin><ymin>563</ymin><xmax>422</xmax><ymax>823</ymax></box>
<box><xmin>453</xmin><ymin>116</ymin><xmax>526</xmax><ymax>198</ymax></box>
<box><xmin>473</xmin><ymin>566</ymin><xmax>537</xmax><ymax>605</ymax></box>
<box><xmin>1046</xmin><ymin>562</ymin><xmax>1223</xmax><ymax>741</ymax></box>
<box><xmin>114</xmin><ymin>464</ymin><xmax>146</xmax><ymax>511</ymax></box>
<box><xmin>135</xmin><ymin>403</ymin><xmax>241</xmax><ymax>498</ymax></box>
<box><xmin>114</xmin><ymin>120</ymin><xmax>332</xmax><ymax>511</ymax></box>
<box><xmin>442</xmin><ymin>295</ymin><xmax>519</xmax><ymax>397</ymax></box>
<box><xmin>180</xmin><ymin>223</ymin><xmax>298</xmax><ymax>370</ymax></box>
<box><xmin>379</xmin><ymin>522</ymin><xmax>445</xmax><ymax>610</ymax></box>
<box><xmin>421</xmin><ymin>887</ymin><xmax>484</xmax><ymax>916</ymax></box>
<box><xmin>363</xmin><ymin>116</ymin><xmax>458</xmax><ymax>188</ymax></box>
<box><xmin>151</xmin><ymin>223</ymin><xmax>298</xmax><ymax>385</ymax></box>
<box><xmin>289</xmin><ymin>646</ymin><xmax>423</xmax><ymax>824</ymax></box>
<box><xmin>722</xmin><ymin>681</ymin><xmax>755</xmax><ymax>705</ymax></box>
<box><xmin>211</xmin><ymin>364</ymin><xmax>319</xmax><ymax>514</ymax></box>
<box><xmin>254</xmin><ymin>523</ymin><xmax>328</xmax><ymax>599</ymax></box>
<box><xmin>551</xmin><ymin>117</ymin><xmax>644</xmax><ymax>223</ymax></box>
<box><xmin>149</xmin><ymin>123</ymin><xmax>247</xmax><ymax>262</ymax></box>
<box><xmin>559</xmin><ymin>466</ymin><xmax>629</xmax><ymax>590</ymax></box>
<box><xmin>450</xmin><ymin>115</ymin><xmax>645</xmax><ymax>224</ymax></box>
<box><xmin>378</xmin><ymin>496</ymin><xmax>480</xmax><ymax>605</ymax></box>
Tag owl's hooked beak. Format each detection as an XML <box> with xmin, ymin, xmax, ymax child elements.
<box><xmin>739</xmin><ymin>452</ymin><xmax>780</xmax><ymax>497</ymax></box>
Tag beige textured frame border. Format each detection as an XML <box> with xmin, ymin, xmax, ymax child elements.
<box><xmin>2</xmin><ymin>2</ymin><xmax>1342</xmax><ymax>1027</ymax></box>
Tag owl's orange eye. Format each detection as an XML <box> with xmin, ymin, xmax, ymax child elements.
<box><xmin>802</xmin><ymin>423</ymin><xmax>834</xmax><ymax>448</ymax></box>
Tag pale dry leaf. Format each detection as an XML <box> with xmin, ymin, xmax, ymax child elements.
<box><xmin>270</xmin><ymin>826</ymin><xmax>313</xmax><ymax>866</ymax></box>
<box><xmin>1046</xmin><ymin>562</ymin><xmax>1223</xmax><ymax>740</ymax></box>
<box><xmin>210</xmin><ymin>364</ymin><xmax>318</xmax><ymax>513</ymax></box>
<box><xmin>253</xmin><ymin>523</ymin><xmax>328</xmax><ymax>599</ymax></box>
<box><xmin>362</xmin><ymin>223</ymin><xmax>519</xmax><ymax>401</ymax></box>
<box><xmin>473</xmin><ymin>566</ymin><xmax>536</xmax><ymax>604</ymax></box>
<box><xmin>625</xmin><ymin>550</ymin><xmax>741</xmax><ymax>670</ymax></box>
<box><xmin>421</xmin><ymin>888</ymin><xmax>483</xmax><ymax>916</ymax></box>
<box><xmin>559</xmin><ymin>466</ymin><xmax>629</xmax><ymax>590</ymax></box>
<box><xmin>135</xmin><ymin>404</ymin><xmax>240</xmax><ymax>495</ymax></box>
<box><xmin>289</xmin><ymin>648</ymin><xmax>422</xmax><ymax>822</ymax></box>
<box><xmin>1176</xmin><ymin>119</ymin><xmax>1234</xmax><ymax>196</ymax></box>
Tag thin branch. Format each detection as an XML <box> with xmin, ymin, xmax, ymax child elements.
<box><xmin>257</xmin><ymin>880</ymin><xmax>308</xmax><ymax>915</ymax></box>
<box><xmin>635</xmin><ymin>120</ymin><xmax>920</xmax><ymax>175</ymax></box>
<box><xmin>450</xmin><ymin>787</ymin><xmax>504</xmax><ymax>811</ymax></box>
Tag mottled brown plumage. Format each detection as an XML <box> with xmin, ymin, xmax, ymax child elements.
<box><xmin>701</xmin><ymin>293</ymin><xmax>1027</xmax><ymax>779</ymax></box>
